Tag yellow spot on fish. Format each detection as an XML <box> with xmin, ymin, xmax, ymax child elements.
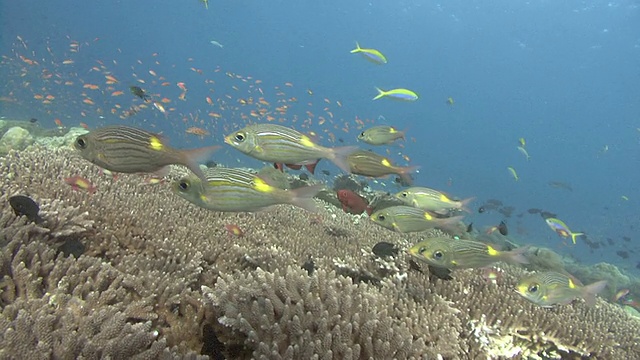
<box><xmin>253</xmin><ymin>177</ymin><xmax>274</xmax><ymax>193</ymax></box>
<box><xmin>439</xmin><ymin>194</ymin><xmax>452</xmax><ymax>203</ymax></box>
<box><xmin>487</xmin><ymin>245</ymin><xmax>499</xmax><ymax>256</ymax></box>
<box><xmin>389</xmin><ymin>127</ymin><xmax>398</xmax><ymax>133</ymax></box>
<box><xmin>200</xmin><ymin>194</ymin><xmax>208</xmax><ymax>202</ymax></box>
<box><xmin>423</xmin><ymin>212</ymin><xmax>433</xmax><ymax>221</ymax></box>
<box><xmin>568</xmin><ymin>278</ymin><xmax>576</xmax><ymax>289</ymax></box>
<box><xmin>149</xmin><ymin>136</ymin><xmax>164</xmax><ymax>151</ymax></box>
<box><xmin>300</xmin><ymin>135</ymin><xmax>315</xmax><ymax>148</ymax></box>
<box><xmin>381</xmin><ymin>159</ymin><xmax>391</xmax><ymax>167</ymax></box>
<box><xmin>451</xmin><ymin>260</ymin><xmax>458</xmax><ymax>266</ymax></box>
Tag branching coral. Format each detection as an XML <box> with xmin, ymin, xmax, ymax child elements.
<box><xmin>0</xmin><ymin>146</ymin><xmax>638</xmax><ymax>359</ymax></box>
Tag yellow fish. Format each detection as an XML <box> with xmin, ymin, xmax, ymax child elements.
<box><xmin>372</xmin><ymin>88</ymin><xmax>418</xmax><ymax>101</ymax></box>
<box><xmin>519</xmin><ymin>137</ymin><xmax>526</xmax><ymax>147</ymax></box>
<box><xmin>507</xmin><ymin>166</ymin><xmax>519</xmax><ymax>181</ymax></box>
<box><xmin>350</xmin><ymin>42</ymin><xmax>387</xmax><ymax>64</ymax></box>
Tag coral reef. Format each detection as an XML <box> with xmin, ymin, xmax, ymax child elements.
<box><xmin>0</xmin><ymin>146</ymin><xmax>639</xmax><ymax>359</ymax></box>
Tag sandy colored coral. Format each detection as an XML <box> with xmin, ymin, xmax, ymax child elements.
<box><xmin>0</xmin><ymin>146</ymin><xmax>639</xmax><ymax>359</ymax></box>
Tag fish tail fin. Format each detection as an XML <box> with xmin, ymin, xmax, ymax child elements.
<box><xmin>288</xmin><ymin>184</ymin><xmax>325</xmax><ymax>212</ymax></box>
<box><xmin>328</xmin><ymin>145</ymin><xmax>359</xmax><ymax>173</ymax></box>
<box><xmin>398</xmin><ymin>165</ymin><xmax>420</xmax><ymax>185</ymax></box>
<box><xmin>372</xmin><ymin>87</ymin><xmax>386</xmax><ymax>100</ymax></box>
<box><xmin>436</xmin><ymin>215</ymin><xmax>465</xmax><ymax>232</ymax></box>
<box><xmin>305</xmin><ymin>160</ymin><xmax>320</xmax><ymax>174</ymax></box>
<box><xmin>504</xmin><ymin>245</ymin><xmax>530</xmax><ymax>265</ymax></box>
<box><xmin>582</xmin><ymin>280</ymin><xmax>607</xmax><ymax>306</ymax></box>
<box><xmin>180</xmin><ymin>145</ymin><xmax>220</xmax><ymax>182</ymax></box>
<box><xmin>350</xmin><ymin>41</ymin><xmax>361</xmax><ymax>53</ymax></box>
<box><xmin>459</xmin><ymin>197</ymin><xmax>476</xmax><ymax>213</ymax></box>
<box><xmin>570</xmin><ymin>232</ymin><xmax>584</xmax><ymax>244</ymax></box>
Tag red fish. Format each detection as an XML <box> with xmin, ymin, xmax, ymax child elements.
<box><xmin>64</xmin><ymin>175</ymin><xmax>97</xmax><ymax>194</ymax></box>
<box><xmin>273</xmin><ymin>161</ymin><xmax>319</xmax><ymax>174</ymax></box>
<box><xmin>337</xmin><ymin>189</ymin><xmax>372</xmax><ymax>215</ymax></box>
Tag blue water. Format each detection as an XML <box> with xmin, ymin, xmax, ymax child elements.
<box><xmin>1</xmin><ymin>1</ymin><xmax>639</xmax><ymax>272</ymax></box>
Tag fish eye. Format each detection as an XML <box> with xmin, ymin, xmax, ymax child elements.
<box><xmin>75</xmin><ymin>136</ymin><xmax>87</xmax><ymax>149</ymax></box>
<box><xmin>178</xmin><ymin>180</ymin><xmax>190</xmax><ymax>191</ymax></box>
<box><xmin>234</xmin><ymin>132</ymin><xmax>245</xmax><ymax>142</ymax></box>
<box><xmin>377</xmin><ymin>214</ymin><xmax>386</xmax><ymax>221</ymax></box>
<box><xmin>359</xmin><ymin>132</ymin><xmax>365</xmax><ymax>137</ymax></box>
<box><xmin>418</xmin><ymin>246</ymin><xmax>427</xmax><ymax>254</ymax></box>
<box><xmin>433</xmin><ymin>250</ymin><xmax>444</xmax><ymax>260</ymax></box>
<box><xmin>528</xmin><ymin>284</ymin><xmax>539</xmax><ymax>293</ymax></box>
<box><xmin>401</xmin><ymin>192</ymin><xmax>408</xmax><ymax>198</ymax></box>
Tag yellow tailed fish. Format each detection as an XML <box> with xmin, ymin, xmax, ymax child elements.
<box><xmin>350</xmin><ymin>42</ymin><xmax>387</xmax><ymax>64</ymax></box>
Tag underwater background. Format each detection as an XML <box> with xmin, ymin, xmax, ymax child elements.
<box><xmin>1</xmin><ymin>1</ymin><xmax>640</xmax><ymax>359</ymax></box>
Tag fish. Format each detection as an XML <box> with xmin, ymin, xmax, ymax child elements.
<box><xmin>357</xmin><ymin>125</ymin><xmax>405</xmax><ymax>145</ymax></box>
<box><xmin>74</xmin><ymin>125</ymin><xmax>219</xmax><ymax>182</ymax></box>
<box><xmin>210</xmin><ymin>40</ymin><xmax>223</xmax><ymax>48</ymax></box>
<box><xmin>372</xmin><ymin>242</ymin><xmax>398</xmax><ymax>258</ymax></box>
<box><xmin>129</xmin><ymin>86</ymin><xmax>150</xmax><ymax>102</ymax></box>
<box><xmin>544</xmin><ymin>217</ymin><xmax>584</xmax><ymax>244</ymax></box>
<box><xmin>224</xmin><ymin>124</ymin><xmax>357</xmax><ymax>174</ymax></box>
<box><xmin>347</xmin><ymin>150</ymin><xmax>418</xmax><ymax>185</ymax></box>
<box><xmin>486</xmin><ymin>221</ymin><xmax>508</xmax><ymax>236</ymax></box>
<box><xmin>446</xmin><ymin>97</ymin><xmax>454</xmax><ymax>105</ymax></box>
<box><xmin>507</xmin><ymin>166</ymin><xmax>518</xmax><ymax>181</ymax></box>
<box><xmin>64</xmin><ymin>175</ymin><xmax>97</xmax><ymax>194</ymax></box>
<box><xmin>201</xmin><ymin>0</ymin><xmax>209</xmax><ymax>9</ymax></box>
<box><xmin>517</xmin><ymin>146</ymin><xmax>530</xmax><ymax>161</ymax></box>
<box><xmin>548</xmin><ymin>181</ymin><xmax>572</xmax><ymax>192</ymax></box>
<box><xmin>370</xmin><ymin>206</ymin><xmax>463</xmax><ymax>233</ymax></box>
<box><xmin>516</xmin><ymin>271</ymin><xmax>607</xmax><ymax>307</ymax></box>
<box><xmin>9</xmin><ymin>195</ymin><xmax>43</xmax><ymax>224</ymax></box>
<box><xmin>337</xmin><ymin>189</ymin><xmax>372</xmax><ymax>215</ymax></box>
<box><xmin>408</xmin><ymin>237</ymin><xmax>529</xmax><ymax>270</ymax></box>
<box><xmin>518</xmin><ymin>138</ymin><xmax>526</xmax><ymax>147</ymax></box>
<box><xmin>372</xmin><ymin>87</ymin><xmax>418</xmax><ymax>101</ymax></box>
<box><xmin>350</xmin><ymin>42</ymin><xmax>387</xmax><ymax>64</ymax></box>
<box><xmin>394</xmin><ymin>187</ymin><xmax>474</xmax><ymax>214</ymax></box>
<box><xmin>224</xmin><ymin>224</ymin><xmax>244</xmax><ymax>237</ymax></box>
<box><xmin>172</xmin><ymin>167</ymin><xmax>325</xmax><ymax>213</ymax></box>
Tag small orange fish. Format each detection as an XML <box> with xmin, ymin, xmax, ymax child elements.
<box><xmin>54</xmin><ymin>119</ymin><xmax>63</xmax><ymax>127</ymax></box>
<box><xmin>225</xmin><ymin>224</ymin><xmax>244</xmax><ymax>237</ymax></box>
<box><xmin>79</xmin><ymin>122</ymin><xmax>89</xmax><ymax>130</ymax></box>
<box><xmin>83</xmin><ymin>98</ymin><xmax>95</xmax><ymax>105</ymax></box>
<box><xmin>185</xmin><ymin>127</ymin><xmax>210</xmax><ymax>137</ymax></box>
<box><xmin>111</xmin><ymin>90</ymin><xmax>124</xmax><ymax>96</ymax></box>
<box><xmin>177</xmin><ymin>82</ymin><xmax>187</xmax><ymax>92</ymax></box>
<box><xmin>62</xmin><ymin>60</ymin><xmax>74</xmax><ymax>65</ymax></box>
<box><xmin>64</xmin><ymin>175</ymin><xmax>96</xmax><ymax>194</ymax></box>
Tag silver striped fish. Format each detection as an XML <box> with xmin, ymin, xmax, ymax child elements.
<box><xmin>408</xmin><ymin>237</ymin><xmax>529</xmax><ymax>269</ymax></box>
<box><xmin>74</xmin><ymin>125</ymin><xmax>219</xmax><ymax>181</ymax></box>
<box><xmin>357</xmin><ymin>125</ymin><xmax>405</xmax><ymax>145</ymax></box>
<box><xmin>172</xmin><ymin>167</ymin><xmax>324</xmax><ymax>212</ymax></box>
<box><xmin>517</xmin><ymin>271</ymin><xmax>607</xmax><ymax>307</ymax></box>
<box><xmin>370</xmin><ymin>206</ymin><xmax>463</xmax><ymax>233</ymax></box>
<box><xmin>224</xmin><ymin>124</ymin><xmax>357</xmax><ymax>173</ymax></box>
<box><xmin>347</xmin><ymin>150</ymin><xmax>418</xmax><ymax>184</ymax></box>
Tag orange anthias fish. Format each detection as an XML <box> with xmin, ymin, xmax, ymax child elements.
<box><xmin>185</xmin><ymin>127</ymin><xmax>210</xmax><ymax>137</ymax></box>
<box><xmin>64</xmin><ymin>175</ymin><xmax>97</xmax><ymax>194</ymax></box>
<box><xmin>225</xmin><ymin>224</ymin><xmax>244</xmax><ymax>237</ymax></box>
